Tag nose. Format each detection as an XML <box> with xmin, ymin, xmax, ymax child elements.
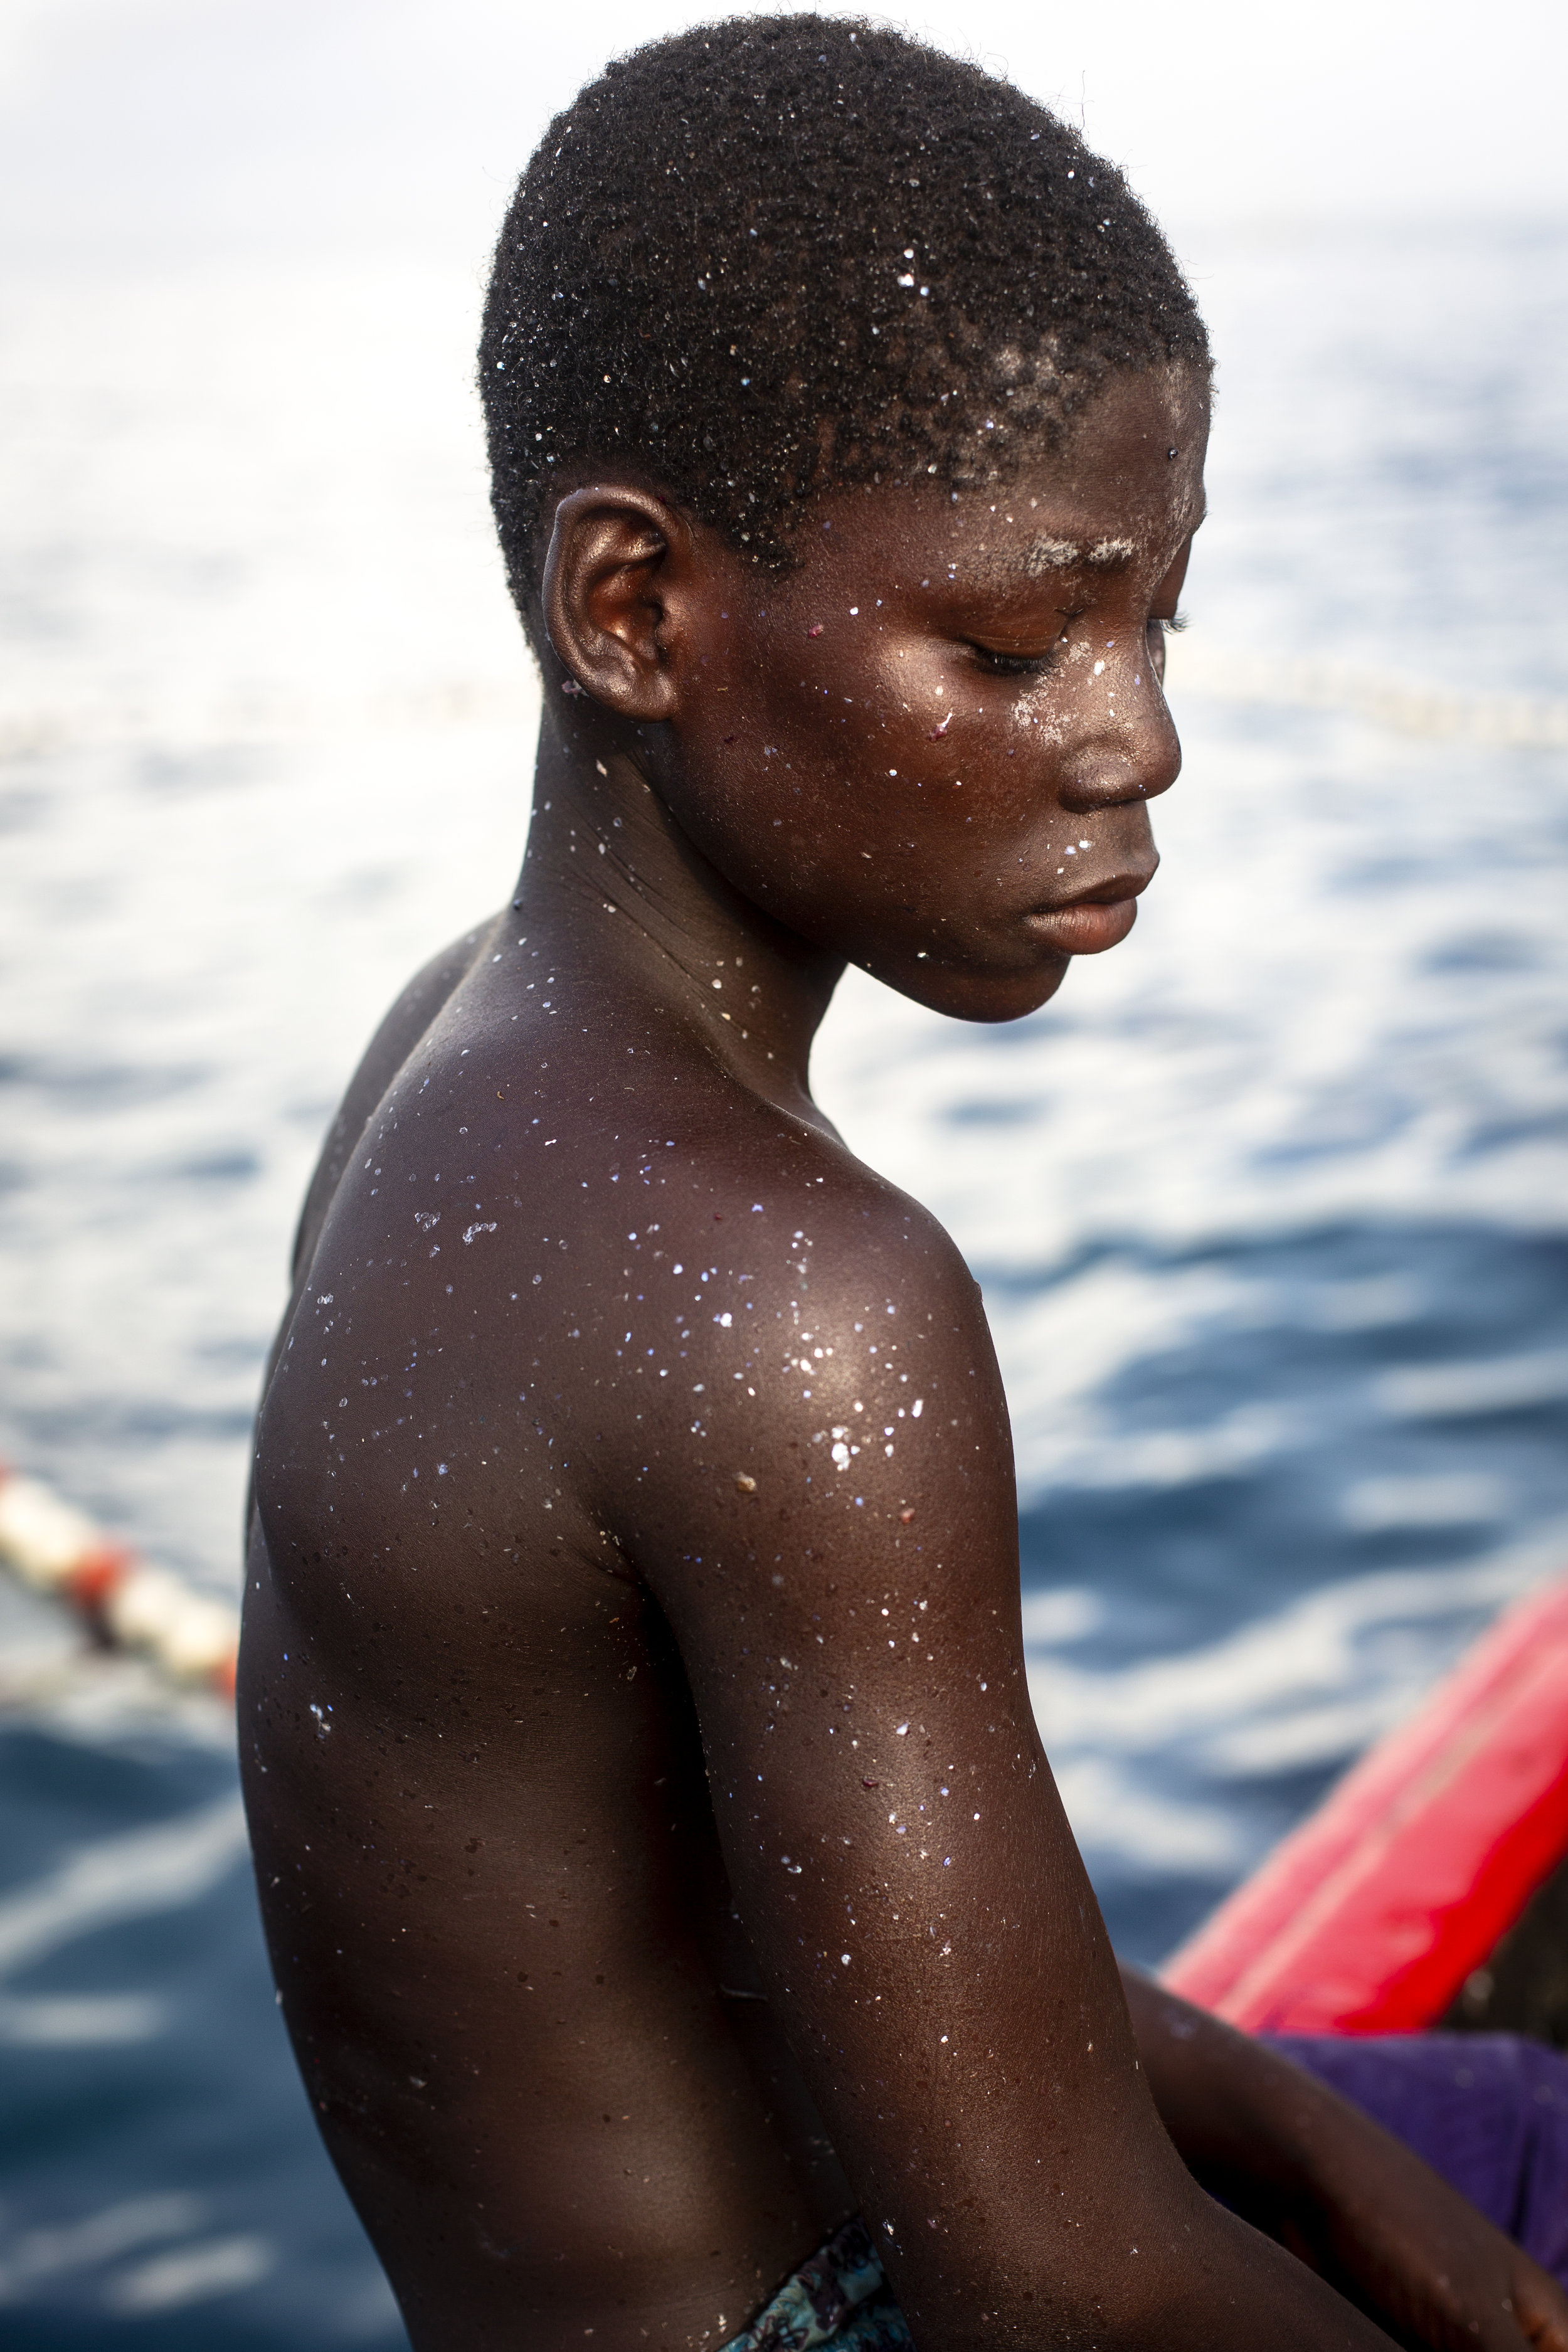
<box><xmin>1056</xmin><ymin>672</ymin><xmax>1182</xmax><ymax>816</ymax></box>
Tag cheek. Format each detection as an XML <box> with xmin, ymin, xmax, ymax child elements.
<box><xmin>714</xmin><ymin>653</ymin><xmax>916</xmax><ymax>840</ymax></box>
<box><xmin>775</xmin><ymin>642</ymin><xmax>982</xmax><ymax>812</ymax></box>
<box><xmin>866</xmin><ymin>657</ymin><xmax>1063</xmax><ymax>839</ymax></box>
<box><xmin>1013</xmin><ymin>676</ymin><xmax>1069</xmax><ymax>750</ymax></box>
<box><xmin>673</xmin><ymin>635</ymin><xmax>1062</xmax><ymax>886</ymax></box>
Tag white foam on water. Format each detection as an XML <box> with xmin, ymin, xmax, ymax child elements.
<box><xmin>1030</xmin><ymin>1545</ymin><xmax>1555</xmax><ymax>1764</ymax></box>
<box><xmin>1049</xmin><ymin>1755</ymin><xmax>1244</xmax><ymax>1875</ymax></box>
<box><xmin>0</xmin><ymin>2193</ymin><xmax>206</xmax><ymax>2303</ymax></box>
<box><xmin>1026</xmin><ymin>1536</ymin><xmax>1568</xmax><ymax>1873</ymax></box>
<box><xmin>105</xmin><ymin>2233</ymin><xmax>276</xmax><ymax>2315</ymax></box>
<box><xmin>0</xmin><ymin>1991</ymin><xmax>166</xmax><ymax>2048</ymax></box>
<box><xmin>1340</xmin><ymin>1473</ymin><xmax>1509</xmax><ymax>1532</ymax></box>
<box><xmin>0</xmin><ymin>1797</ymin><xmax>247</xmax><ymax>1979</ymax></box>
<box><xmin>1376</xmin><ymin>1350</ymin><xmax>1568</xmax><ymax>1419</ymax></box>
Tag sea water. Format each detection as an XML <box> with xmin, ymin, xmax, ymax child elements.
<box><xmin>0</xmin><ymin>223</ymin><xmax>1564</xmax><ymax>2343</ymax></box>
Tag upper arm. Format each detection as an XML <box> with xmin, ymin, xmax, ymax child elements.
<box><xmin>598</xmin><ymin>1163</ymin><xmax>1191</xmax><ymax>2341</ymax></box>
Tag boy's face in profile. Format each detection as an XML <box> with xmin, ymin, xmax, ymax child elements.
<box><xmin>636</xmin><ymin>365</ymin><xmax>1207</xmax><ymax>1020</ymax></box>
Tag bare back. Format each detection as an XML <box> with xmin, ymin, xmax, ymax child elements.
<box><xmin>245</xmin><ymin>918</ymin><xmax>891</xmax><ymax>2348</ymax></box>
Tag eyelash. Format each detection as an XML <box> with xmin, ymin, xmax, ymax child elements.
<box><xmin>970</xmin><ymin>645</ymin><xmax>1056</xmax><ymax>678</ymax></box>
<box><xmin>971</xmin><ymin>605</ymin><xmax>1189</xmax><ymax>679</ymax></box>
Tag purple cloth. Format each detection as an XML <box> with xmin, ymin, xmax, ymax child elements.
<box><xmin>1264</xmin><ymin>2032</ymin><xmax>1568</xmax><ymax>2285</ymax></box>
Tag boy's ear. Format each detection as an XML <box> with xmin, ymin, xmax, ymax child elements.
<box><xmin>541</xmin><ymin>485</ymin><xmax>692</xmax><ymax>721</ymax></box>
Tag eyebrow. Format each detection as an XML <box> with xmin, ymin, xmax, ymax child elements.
<box><xmin>1009</xmin><ymin>497</ymin><xmax>1207</xmax><ymax>585</ymax></box>
<box><xmin>1021</xmin><ymin>533</ymin><xmax>1136</xmax><ymax>575</ymax></box>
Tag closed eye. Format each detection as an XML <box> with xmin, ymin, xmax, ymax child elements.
<box><xmin>968</xmin><ymin>644</ymin><xmax>1058</xmax><ymax>679</ymax></box>
<box><xmin>968</xmin><ymin>600</ymin><xmax>1079</xmax><ymax>679</ymax></box>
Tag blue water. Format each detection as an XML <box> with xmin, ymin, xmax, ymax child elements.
<box><xmin>1</xmin><ymin>220</ymin><xmax>1565</xmax><ymax>2340</ymax></box>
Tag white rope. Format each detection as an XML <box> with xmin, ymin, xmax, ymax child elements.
<box><xmin>2</xmin><ymin>652</ymin><xmax>1564</xmax><ymax>760</ymax></box>
<box><xmin>0</xmin><ymin>676</ymin><xmax>534</xmax><ymax>760</ymax></box>
<box><xmin>1168</xmin><ymin>642</ymin><xmax>1568</xmax><ymax>751</ymax></box>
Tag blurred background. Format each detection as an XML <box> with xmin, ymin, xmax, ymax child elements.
<box><xmin>1</xmin><ymin>1</ymin><xmax>1565</xmax><ymax>2340</ymax></box>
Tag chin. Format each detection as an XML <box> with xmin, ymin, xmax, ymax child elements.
<box><xmin>866</xmin><ymin>952</ymin><xmax>1073</xmax><ymax>1024</ymax></box>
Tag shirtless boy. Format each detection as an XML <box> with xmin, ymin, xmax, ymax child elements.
<box><xmin>239</xmin><ymin>19</ymin><xmax>1568</xmax><ymax>2350</ymax></box>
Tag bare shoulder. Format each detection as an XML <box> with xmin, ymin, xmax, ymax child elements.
<box><xmin>289</xmin><ymin>913</ymin><xmax>502</xmax><ymax>1286</ymax></box>
<box><xmin>582</xmin><ymin>1079</ymin><xmax>1017</xmax><ymax>1629</ymax></box>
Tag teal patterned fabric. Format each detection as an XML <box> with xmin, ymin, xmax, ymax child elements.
<box><xmin>719</xmin><ymin>2217</ymin><xmax>913</xmax><ymax>2352</ymax></box>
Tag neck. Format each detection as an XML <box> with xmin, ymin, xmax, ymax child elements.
<box><xmin>512</xmin><ymin>703</ymin><xmax>845</xmax><ymax>1114</ymax></box>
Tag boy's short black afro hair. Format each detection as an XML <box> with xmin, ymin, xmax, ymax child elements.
<box><xmin>480</xmin><ymin>13</ymin><xmax>1209</xmax><ymax>627</ymax></box>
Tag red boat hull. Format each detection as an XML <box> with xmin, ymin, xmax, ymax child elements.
<box><xmin>1163</xmin><ymin>1579</ymin><xmax>1568</xmax><ymax>2033</ymax></box>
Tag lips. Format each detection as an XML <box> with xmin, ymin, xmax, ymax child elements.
<box><xmin>1024</xmin><ymin>867</ymin><xmax>1154</xmax><ymax>956</ymax></box>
